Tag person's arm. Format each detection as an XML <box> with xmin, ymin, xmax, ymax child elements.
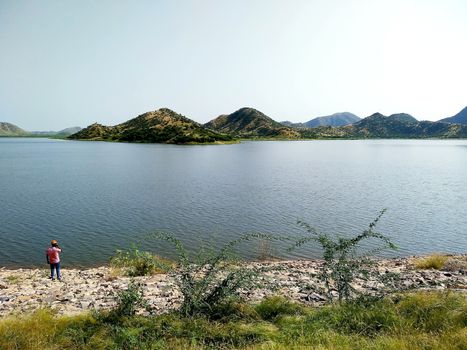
<box><xmin>46</xmin><ymin>252</ymin><xmax>50</xmax><ymax>264</ymax></box>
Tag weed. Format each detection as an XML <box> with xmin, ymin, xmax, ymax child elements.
<box><xmin>110</xmin><ymin>243</ymin><xmax>173</xmax><ymax>276</ymax></box>
<box><xmin>147</xmin><ymin>231</ymin><xmax>276</xmax><ymax>318</ymax></box>
<box><xmin>258</xmin><ymin>238</ymin><xmax>274</xmax><ymax>261</ymax></box>
<box><xmin>1</xmin><ymin>291</ymin><xmax>466</xmax><ymax>350</ymax></box>
<box><xmin>4</xmin><ymin>274</ymin><xmax>22</xmax><ymax>284</ymax></box>
<box><xmin>107</xmin><ymin>279</ymin><xmax>149</xmax><ymax>320</ymax></box>
<box><xmin>414</xmin><ymin>254</ymin><xmax>449</xmax><ymax>270</ymax></box>
<box><xmin>291</xmin><ymin>209</ymin><xmax>398</xmax><ymax>302</ymax></box>
<box><xmin>255</xmin><ymin>296</ymin><xmax>305</xmax><ymax>321</ymax></box>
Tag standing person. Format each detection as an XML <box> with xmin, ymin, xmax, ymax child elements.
<box><xmin>46</xmin><ymin>239</ymin><xmax>62</xmax><ymax>281</ymax></box>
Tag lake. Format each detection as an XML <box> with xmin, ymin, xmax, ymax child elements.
<box><xmin>0</xmin><ymin>138</ymin><xmax>466</xmax><ymax>268</ymax></box>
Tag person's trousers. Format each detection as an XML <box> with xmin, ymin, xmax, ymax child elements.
<box><xmin>50</xmin><ymin>262</ymin><xmax>61</xmax><ymax>280</ymax></box>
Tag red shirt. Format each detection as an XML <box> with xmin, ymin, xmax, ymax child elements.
<box><xmin>46</xmin><ymin>247</ymin><xmax>61</xmax><ymax>264</ymax></box>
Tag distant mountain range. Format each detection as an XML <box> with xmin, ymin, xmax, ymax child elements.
<box><xmin>3</xmin><ymin>106</ymin><xmax>467</xmax><ymax>141</ymax></box>
<box><xmin>207</xmin><ymin>109</ymin><xmax>467</xmax><ymax>139</ymax></box>
<box><xmin>439</xmin><ymin>106</ymin><xmax>467</xmax><ymax>125</ymax></box>
<box><xmin>204</xmin><ymin>107</ymin><xmax>300</xmax><ymax>138</ymax></box>
<box><xmin>282</xmin><ymin>112</ymin><xmax>361</xmax><ymax>128</ymax></box>
<box><xmin>30</xmin><ymin>127</ymin><xmax>82</xmax><ymax>136</ymax></box>
<box><xmin>69</xmin><ymin>108</ymin><xmax>233</xmax><ymax>143</ymax></box>
<box><xmin>335</xmin><ymin>113</ymin><xmax>467</xmax><ymax>138</ymax></box>
<box><xmin>0</xmin><ymin>123</ymin><xmax>81</xmax><ymax>137</ymax></box>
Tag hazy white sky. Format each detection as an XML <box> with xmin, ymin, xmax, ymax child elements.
<box><xmin>0</xmin><ymin>0</ymin><xmax>466</xmax><ymax>130</ymax></box>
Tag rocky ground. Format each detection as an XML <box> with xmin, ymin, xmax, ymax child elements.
<box><xmin>0</xmin><ymin>256</ymin><xmax>466</xmax><ymax>316</ymax></box>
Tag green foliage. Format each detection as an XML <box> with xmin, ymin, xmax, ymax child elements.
<box><xmin>147</xmin><ymin>231</ymin><xmax>275</xmax><ymax>318</ymax></box>
<box><xmin>414</xmin><ymin>254</ymin><xmax>449</xmax><ymax>270</ymax></box>
<box><xmin>1</xmin><ymin>291</ymin><xmax>466</xmax><ymax>350</ymax></box>
<box><xmin>306</xmin><ymin>298</ymin><xmax>402</xmax><ymax>336</ymax></box>
<box><xmin>397</xmin><ymin>291</ymin><xmax>467</xmax><ymax>332</ymax></box>
<box><xmin>69</xmin><ymin>108</ymin><xmax>235</xmax><ymax>144</ymax></box>
<box><xmin>255</xmin><ymin>296</ymin><xmax>305</xmax><ymax>321</ymax></box>
<box><xmin>292</xmin><ymin>209</ymin><xmax>398</xmax><ymax>302</ymax></box>
<box><xmin>108</xmin><ymin>280</ymin><xmax>149</xmax><ymax>319</ymax></box>
<box><xmin>109</xmin><ymin>244</ymin><xmax>173</xmax><ymax>276</ymax></box>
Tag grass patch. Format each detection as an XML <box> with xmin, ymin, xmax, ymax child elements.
<box><xmin>4</xmin><ymin>274</ymin><xmax>22</xmax><ymax>285</ymax></box>
<box><xmin>255</xmin><ymin>296</ymin><xmax>305</xmax><ymax>321</ymax></box>
<box><xmin>1</xmin><ymin>291</ymin><xmax>466</xmax><ymax>349</ymax></box>
<box><xmin>414</xmin><ymin>254</ymin><xmax>449</xmax><ymax>270</ymax></box>
<box><xmin>109</xmin><ymin>245</ymin><xmax>174</xmax><ymax>276</ymax></box>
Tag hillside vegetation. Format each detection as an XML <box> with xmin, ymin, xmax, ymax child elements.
<box><xmin>69</xmin><ymin>108</ymin><xmax>233</xmax><ymax>144</ymax></box>
<box><xmin>205</xmin><ymin>107</ymin><xmax>300</xmax><ymax>138</ymax></box>
<box><xmin>206</xmin><ymin>108</ymin><xmax>467</xmax><ymax>139</ymax></box>
<box><xmin>298</xmin><ymin>112</ymin><xmax>467</xmax><ymax>139</ymax></box>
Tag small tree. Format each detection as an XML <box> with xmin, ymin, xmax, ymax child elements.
<box><xmin>292</xmin><ymin>209</ymin><xmax>397</xmax><ymax>302</ymax></box>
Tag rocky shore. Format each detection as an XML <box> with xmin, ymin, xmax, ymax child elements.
<box><xmin>1</xmin><ymin>256</ymin><xmax>466</xmax><ymax>317</ymax></box>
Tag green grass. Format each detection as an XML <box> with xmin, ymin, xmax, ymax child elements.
<box><xmin>109</xmin><ymin>246</ymin><xmax>174</xmax><ymax>277</ymax></box>
<box><xmin>1</xmin><ymin>291</ymin><xmax>466</xmax><ymax>349</ymax></box>
<box><xmin>4</xmin><ymin>274</ymin><xmax>22</xmax><ymax>284</ymax></box>
<box><xmin>414</xmin><ymin>254</ymin><xmax>449</xmax><ymax>270</ymax></box>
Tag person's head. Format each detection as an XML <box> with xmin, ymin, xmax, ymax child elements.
<box><xmin>51</xmin><ymin>239</ymin><xmax>58</xmax><ymax>247</ymax></box>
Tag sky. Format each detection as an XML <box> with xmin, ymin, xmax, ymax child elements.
<box><xmin>0</xmin><ymin>0</ymin><xmax>466</xmax><ymax>130</ymax></box>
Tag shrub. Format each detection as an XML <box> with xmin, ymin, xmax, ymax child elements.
<box><xmin>147</xmin><ymin>231</ymin><xmax>275</xmax><ymax>318</ymax></box>
<box><xmin>110</xmin><ymin>244</ymin><xmax>173</xmax><ymax>276</ymax></box>
<box><xmin>109</xmin><ymin>280</ymin><xmax>148</xmax><ymax>319</ymax></box>
<box><xmin>291</xmin><ymin>209</ymin><xmax>398</xmax><ymax>302</ymax></box>
<box><xmin>414</xmin><ymin>254</ymin><xmax>449</xmax><ymax>270</ymax></box>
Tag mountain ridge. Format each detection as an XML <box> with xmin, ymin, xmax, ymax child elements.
<box><xmin>439</xmin><ymin>107</ymin><xmax>467</xmax><ymax>125</ymax></box>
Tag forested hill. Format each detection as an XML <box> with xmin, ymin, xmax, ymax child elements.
<box><xmin>204</xmin><ymin>107</ymin><xmax>300</xmax><ymax>138</ymax></box>
<box><xmin>69</xmin><ymin>108</ymin><xmax>233</xmax><ymax>144</ymax></box>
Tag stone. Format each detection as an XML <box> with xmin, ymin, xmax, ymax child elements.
<box><xmin>0</xmin><ymin>255</ymin><xmax>465</xmax><ymax>317</ymax></box>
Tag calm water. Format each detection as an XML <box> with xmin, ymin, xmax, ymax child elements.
<box><xmin>0</xmin><ymin>138</ymin><xmax>466</xmax><ymax>267</ymax></box>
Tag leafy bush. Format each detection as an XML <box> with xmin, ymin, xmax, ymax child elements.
<box><xmin>147</xmin><ymin>231</ymin><xmax>275</xmax><ymax>318</ymax></box>
<box><xmin>109</xmin><ymin>280</ymin><xmax>148</xmax><ymax>319</ymax></box>
<box><xmin>110</xmin><ymin>244</ymin><xmax>173</xmax><ymax>276</ymax></box>
<box><xmin>414</xmin><ymin>254</ymin><xmax>449</xmax><ymax>270</ymax></box>
<box><xmin>291</xmin><ymin>209</ymin><xmax>398</xmax><ymax>302</ymax></box>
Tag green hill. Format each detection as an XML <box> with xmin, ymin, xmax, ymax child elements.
<box><xmin>69</xmin><ymin>108</ymin><xmax>233</xmax><ymax>144</ymax></box>
<box><xmin>204</xmin><ymin>107</ymin><xmax>300</xmax><ymax>138</ymax></box>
